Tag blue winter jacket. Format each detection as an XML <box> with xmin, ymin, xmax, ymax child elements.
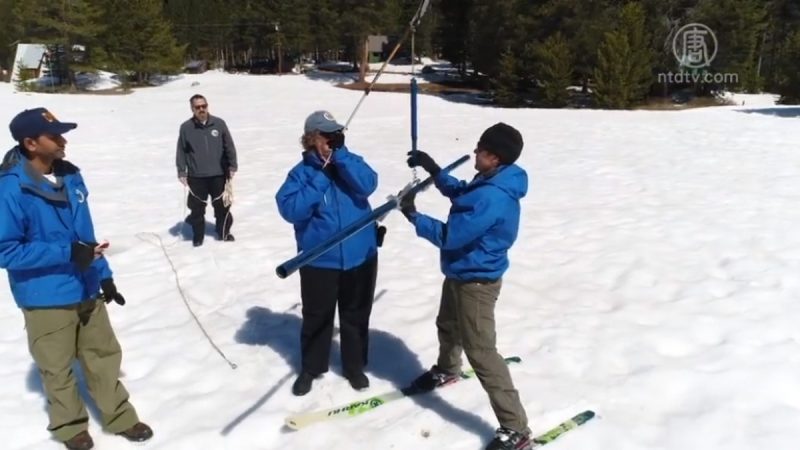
<box><xmin>410</xmin><ymin>164</ymin><xmax>528</xmax><ymax>281</ymax></box>
<box><xmin>0</xmin><ymin>147</ymin><xmax>112</xmax><ymax>308</ymax></box>
<box><xmin>276</xmin><ymin>146</ymin><xmax>378</xmax><ymax>270</ymax></box>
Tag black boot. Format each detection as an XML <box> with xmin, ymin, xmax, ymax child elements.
<box><xmin>189</xmin><ymin>219</ymin><xmax>204</xmax><ymax>247</ymax></box>
<box><xmin>292</xmin><ymin>372</ymin><xmax>315</xmax><ymax>396</ymax></box>
<box><xmin>216</xmin><ymin>215</ymin><xmax>233</xmax><ymax>242</ymax></box>
<box><xmin>411</xmin><ymin>365</ymin><xmax>460</xmax><ymax>392</ymax></box>
<box><xmin>485</xmin><ymin>427</ymin><xmax>531</xmax><ymax>450</ymax></box>
<box><xmin>347</xmin><ymin>372</ymin><xmax>369</xmax><ymax>391</ymax></box>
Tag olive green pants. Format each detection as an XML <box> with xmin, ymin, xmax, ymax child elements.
<box><xmin>22</xmin><ymin>299</ymin><xmax>139</xmax><ymax>442</ymax></box>
<box><xmin>436</xmin><ymin>278</ymin><xmax>529</xmax><ymax>434</ymax></box>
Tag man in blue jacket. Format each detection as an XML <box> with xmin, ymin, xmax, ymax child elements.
<box><xmin>401</xmin><ymin>123</ymin><xmax>531</xmax><ymax>450</ymax></box>
<box><xmin>0</xmin><ymin>108</ymin><xmax>152</xmax><ymax>450</ymax></box>
<box><xmin>276</xmin><ymin>110</ymin><xmax>379</xmax><ymax>396</ymax></box>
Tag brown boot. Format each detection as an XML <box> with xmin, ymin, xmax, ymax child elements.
<box><xmin>64</xmin><ymin>430</ymin><xmax>94</xmax><ymax>450</ymax></box>
<box><xmin>116</xmin><ymin>422</ymin><xmax>153</xmax><ymax>442</ymax></box>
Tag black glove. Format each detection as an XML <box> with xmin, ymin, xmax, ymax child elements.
<box><xmin>321</xmin><ymin>130</ymin><xmax>345</xmax><ymax>151</ymax></box>
<box><xmin>406</xmin><ymin>150</ymin><xmax>441</xmax><ymax>176</ymax></box>
<box><xmin>376</xmin><ymin>225</ymin><xmax>387</xmax><ymax>247</ymax></box>
<box><xmin>70</xmin><ymin>241</ymin><xmax>97</xmax><ymax>271</ymax></box>
<box><xmin>400</xmin><ymin>190</ymin><xmax>417</xmax><ymax>220</ymax></box>
<box><xmin>100</xmin><ymin>278</ymin><xmax>126</xmax><ymax>306</ymax></box>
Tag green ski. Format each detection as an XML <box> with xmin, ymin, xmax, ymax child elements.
<box><xmin>531</xmin><ymin>410</ymin><xmax>595</xmax><ymax>448</ymax></box>
<box><xmin>284</xmin><ymin>356</ymin><xmax>522</xmax><ymax>430</ymax></box>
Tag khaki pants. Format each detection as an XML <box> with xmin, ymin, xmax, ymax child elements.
<box><xmin>22</xmin><ymin>299</ymin><xmax>139</xmax><ymax>442</ymax></box>
<box><xmin>436</xmin><ymin>278</ymin><xmax>529</xmax><ymax>433</ymax></box>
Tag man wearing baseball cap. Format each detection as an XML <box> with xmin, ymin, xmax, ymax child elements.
<box><xmin>400</xmin><ymin>122</ymin><xmax>532</xmax><ymax>450</ymax></box>
<box><xmin>0</xmin><ymin>108</ymin><xmax>152</xmax><ymax>449</ymax></box>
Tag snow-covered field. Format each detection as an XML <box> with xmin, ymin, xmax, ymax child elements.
<box><xmin>1</xmin><ymin>72</ymin><xmax>799</xmax><ymax>450</ymax></box>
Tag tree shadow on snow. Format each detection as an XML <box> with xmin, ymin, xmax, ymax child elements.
<box><xmin>303</xmin><ymin>69</ymin><xmax>359</xmax><ymax>84</ymax></box>
<box><xmin>225</xmin><ymin>291</ymin><xmax>494</xmax><ymax>439</ymax></box>
<box><xmin>27</xmin><ymin>362</ymin><xmax>104</xmax><ymax>439</ymax></box>
<box><xmin>736</xmin><ymin>106</ymin><xmax>800</xmax><ymax>118</ymax></box>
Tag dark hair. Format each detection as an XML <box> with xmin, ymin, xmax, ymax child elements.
<box><xmin>18</xmin><ymin>140</ymin><xmax>31</xmax><ymax>156</ymax></box>
<box><xmin>189</xmin><ymin>94</ymin><xmax>206</xmax><ymax>105</ymax></box>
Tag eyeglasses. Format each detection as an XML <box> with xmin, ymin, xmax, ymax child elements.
<box><xmin>193</xmin><ymin>104</ymin><xmax>208</xmax><ymax>110</ymax></box>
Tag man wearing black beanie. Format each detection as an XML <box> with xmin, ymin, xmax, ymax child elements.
<box><xmin>401</xmin><ymin>122</ymin><xmax>531</xmax><ymax>450</ymax></box>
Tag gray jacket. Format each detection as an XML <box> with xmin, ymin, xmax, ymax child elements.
<box><xmin>176</xmin><ymin>115</ymin><xmax>238</xmax><ymax>177</ymax></box>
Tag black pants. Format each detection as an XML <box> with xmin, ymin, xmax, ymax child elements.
<box><xmin>298</xmin><ymin>256</ymin><xmax>378</xmax><ymax>378</ymax></box>
<box><xmin>186</xmin><ymin>176</ymin><xmax>232</xmax><ymax>238</ymax></box>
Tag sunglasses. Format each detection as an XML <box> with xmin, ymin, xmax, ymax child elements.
<box><xmin>193</xmin><ymin>104</ymin><xmax>209</xmax><ymax>110</ymax></box>
<box><xmin>319</xmin><ymin>130</ymin><xmax>343</xmax><ymax>140</ymax></box>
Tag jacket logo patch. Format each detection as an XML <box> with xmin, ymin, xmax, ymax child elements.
<box><xmin>75</xmin><ymin>189</ymin><xmax>85</xmax><ymax>203</ymax></box>
<box><xmin>42</xmin><ymin>110</ymin><xmax>57</xmax><ymax>122</ymax></box>
<box><xmin>211</xmin><ymin>129</ymin><xmax>219</xmax><ymax>137</ymax></box>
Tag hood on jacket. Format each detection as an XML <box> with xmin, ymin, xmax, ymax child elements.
<box><xmin>479</xmin><ymin>164</ymin><xmax>528</xmax><ymax>201</ymax></box>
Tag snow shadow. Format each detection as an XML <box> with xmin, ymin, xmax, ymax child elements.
<box><xmin>168</xmin><ymin>220</ymin><xmax>220</xmax><ymax>241</ymax></box>
<box><xmin>737</xmin><ymin>107</ymin><xmax>800</xmax><ymax>118</ymax></box>
<box><xmin>303</xmin><ymin>69</ymin><xmax>359</xmax><ymax>84</ymax></box>
<box><xmin>231</xmin><ymin>298</ymin><xmax>494</xmax><ymax>438</ymax></box>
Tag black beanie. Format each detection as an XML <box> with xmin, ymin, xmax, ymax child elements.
<box><xmin>477</xmin><ymin>122</ymin><xmax>523</xmax><ymax>165</ymax></box>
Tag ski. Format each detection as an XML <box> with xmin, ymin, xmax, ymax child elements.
<box><xmin>284</xmin><ymin>356</ymin><xmax>521</xmax><ymax>430</ymax></box>
<box><xmin>531</xmin><ymin>410</ymin><xmax>595</xmax><ymax>448</ymax></box>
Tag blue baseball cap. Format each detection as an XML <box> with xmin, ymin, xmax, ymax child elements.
<box><xmin>9</xmin><ymin>108</ymin><xmax>77</xmax><ymax>141</ymax></box>
<box><xmin>304</xmin><ymin>110</ymin><xmax>345</xmax><ymax>133</ymax></box>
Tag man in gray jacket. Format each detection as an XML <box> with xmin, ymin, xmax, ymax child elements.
<box><xmin>176</xmin><ymin>94</ymin><xmax>238</xmax><ymax>246</ymax></box>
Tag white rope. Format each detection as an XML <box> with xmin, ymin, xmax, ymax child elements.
<box><xmin>222</xmin><ymin>179</ymin><xmax>234</xmax><ymax>208</ymax></box>
<box><xmin>129</xmin><ymin>182</ymin><xmax>237</xmax><ymax>368</ymax></box>
<box><xmin>135</xmin><ymin>231</ymin><xmax>237</xmax><ymax>369</ymax></box>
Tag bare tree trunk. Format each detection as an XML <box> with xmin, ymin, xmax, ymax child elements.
<box><xmin>358</xmin><ymin>37</ymin><xmax>369</xmax><ymax>82</ymax></box>
<box><xmin>278</xmin><ymin>40</ymin><xmax>283</xmax><ymax>76</ymax></box>
<box><xmin>756</xmin><ymin>29</ymin><xmax>768</xmax><ymax>87</ymax></box>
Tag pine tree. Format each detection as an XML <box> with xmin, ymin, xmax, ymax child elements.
<box><xmin>163</xmin><ymin>0</ymin><xmax>232</xmax><ymax>66</ymax></box>
<box><xmin>98</xmin><ymin>0</ymin><xmax>185</xmax><ymax>85</ymax></box>
<box><xmin>593</xmin><ymin>3</ymin><xmax>653</xmax><ymax>109</ymax></box>
<box><xmin>0</xmin><ymin>0</ymin><xmax>14</xmax><ymax>73</ymax></box>
<box><xmin>339</xmin><ymin>0</ymin><xmax>387</xmax><ymax>82</ymax></box>
<box><xmin>594</xmin><ymin>31</ymin><xmax>632</xmax><ymax>109</ymax></box>
<box><xmin>308</xmin><ymin>0</ymin><xmax>341</xmax><ymax>62</ymax></box>
<box><xmin>492</xmin><ymin>48</ymin><xmax>519</xmax><ymax>107</ymax></box>
<box><xmin>762</xmin><ymin>0</ymin><xmax>800</xmax><ymax>95</ymax></box>
<box><xmin>469</xmin><ymin>0</ymin><xmax>518</xmax><ymax>82</ymax></box>
<box><xmin>692</xmin><ymin>0</ymin><xmax>769</xmax><ymax>92</ymax></box>
<box><xmin>436</xmin><ymin>0</ymin><xmax>473</xmax><ymax>76</ymax></box>
<box><xmin>775</xmin><ymin>30</ymin><xmax>800</xmax><ymax>104</ymax></box>
<box><xmin>553</xmin><ymin>0</ymin><xmax>619</xmax><ymax>93</ymax></box>
<box><xmin>12</xmin><ymin>0</ymin><xmax>106</xmax><ymax>89</ymax></box>
<box><xmin>270</xmin><ymin>0</ymin><xmax>312</xmax><ymax>58</ymax></box>
<box><xmin>532</xmin><ymin>32</ymin><xmax>574</xmax><ymax>107</ymax></box>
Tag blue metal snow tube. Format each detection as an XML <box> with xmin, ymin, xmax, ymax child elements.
<box><xmin>275</xmin><ymin>154</ymin><xmax>470</xmax><ymax>279</ymax></box>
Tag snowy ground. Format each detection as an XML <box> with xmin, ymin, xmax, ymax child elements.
<box><xmin>1</xmin><ymin>72</ymin><xmax>799</xmax><ymax>450</ymax></box>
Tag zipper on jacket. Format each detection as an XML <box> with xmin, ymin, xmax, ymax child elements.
<box><xmin>332</xmin><ymin>184</ymin><xmax>344</xmax><ymax>269</ymax></box>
